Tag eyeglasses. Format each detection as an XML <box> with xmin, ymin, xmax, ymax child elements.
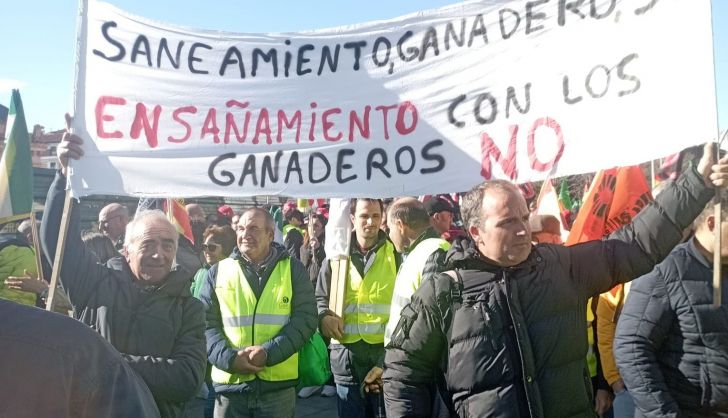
<box><xmin>202</xmin><ymin>243</ymin><xmax>220</xmax><ymax>252</ymax></box>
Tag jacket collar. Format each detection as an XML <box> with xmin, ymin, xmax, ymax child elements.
<box><xmin>444</xmin><ymin>235</ymin><xmax>540</xmax><ymax>273</ymax></box>
<box><xmin>350</xmin><ymin>230</ymin><xmax>390</xmax><ymax>257</ymax></box>
<box><xmin>231</xmin><ymin>241</ymin><xmax>288</xmax><ymax>272</ymax></box>
<box><xmin>404</xmin><ymin>228</ymin><xmax>441</xmax><ymax>255</ymax></box>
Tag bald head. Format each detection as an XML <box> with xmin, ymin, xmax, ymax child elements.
<box><xmin>186</xmin><ymin>204</ymin><xmax>205</xmax><ymax>223</ymax></box>
<box><xmin>387</xmin><ymin>198</ymin><xmax>430</xmax><ymax>230</ymax></box>
<box><xmin>99</xmin><ymin>203</ymin><xmax>129</xmax><ymax>242</ymax></box>
<box><xmin>387</xmin><ymin>197</ymin><xmax>431</xmax><ymax>253</ymax></box>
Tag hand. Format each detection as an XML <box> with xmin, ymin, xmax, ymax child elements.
<box><xmin>232</xmin><ymin>349</ymin><xmax>264</xmax><ymax>374</ymax></box>
<box><xmin>320</xmin><ymin>314</ymin><xmax>344</xmax><ymax>340</ymax></box>
<box><xmin>246</xmin><ymin>345</ymin><xmax>267</xmax><ymax>367</ymax></box>
<box><xmin>310</xmin><ymin>237</ymin><xmax>320</xmax><ymax>250</ymax></box>
<box><xmin>697</xmin><ymin>142</ymin><xmax>728</xmax><ymax>187</ymax></box>
<box><xmin>57</xmin><ymin>113</ymin><xmax>84</xmax><ymax>176</ymax></box>
<box><xmin>594</xmin><ymin>388</ymin><xmax>612</xmax><ymax>417</ymax></box>
<box><xmin>611</xmin><ymin>379</ymin><xmax>626</xmax><ymax>393</ymax></box>
<box><xmin>363</xmin><ymin>366</ymin><xmax>383</xmax><ymax>394</ymax></box>
<box><xmin>4</xmin><ymin>270</ymin><xmax>47</xmax><ymax>295</ymax></box>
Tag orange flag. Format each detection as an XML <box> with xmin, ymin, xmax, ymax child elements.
<box><xmin>565</xmin><ymin>166</ymin><xmax>653</xmax><ymax>246</ymax></box>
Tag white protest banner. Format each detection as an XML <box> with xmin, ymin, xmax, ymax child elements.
<box><xmin>70</xmin><ymin>0</ymin><xmax>717</xmax><ymax>198</ymax></box>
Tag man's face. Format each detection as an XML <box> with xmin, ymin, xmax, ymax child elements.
<box><xmin>99</xmin><ymin>208</ymin><xmax>127</xmax><ymax>241</ymax></box>
<box><xmin>186</xmin><ymin>205</ymin><xmax>205</xmax><ymax>223</ymax></box>
<box><xmin>469</xmin><ymin>188</ymin><xmax>532</xmax><ymax>267</ymax></box>
<box><xmin>125</xmin><ymin>220</ymin><xmax>177</xmax><ymax>283</ymax></box>
<box><xmin>431</xmin><ymin>210</ymin><xmax>454</xmax><ymax>235</ymax></box>
<box><xmin>231</xmin><ymin>215</ymin><xmax>240</xmax><ymax>227</ymax></box>
<box><xmin>351</xmin><ymin>201</ymin><xmax>382</xmax><ymax>246</ymax></box>
<box><xmin>236</xmin><ymin>212</ymin><xmax>274</xmax><ymax>262</ymax></box>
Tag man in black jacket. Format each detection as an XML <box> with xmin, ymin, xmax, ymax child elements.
<box><xmin>0</xmin><ymin>300</ymin><xmax>161</xmax><ymax>418</ymax></box>
<box><xmin>383</xmin><ymin>144</ymin><xmax>728</xmax><ymax>418</ymax></box>
<box><xmin>44</xmin><ymin>125</ymin><xmax>207</xmax><ymax>418</ymax></box>
<box><xmin>615</xmin><ymin>193</ymin><xmax>728</xmax><ymax>417</ymax></box>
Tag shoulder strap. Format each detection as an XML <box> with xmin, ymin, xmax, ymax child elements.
<box><xmin>442</xmin><ymin>269</ymin><xmax>464</xmax><ymax>343</ymax></box>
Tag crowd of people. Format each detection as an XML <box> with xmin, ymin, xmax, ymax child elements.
<box><xmin>1</xmin><ymin>126</ymin><xmax>727</xmax><ymax>418</ymax></box>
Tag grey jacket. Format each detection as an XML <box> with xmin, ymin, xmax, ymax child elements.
<box><xmin>41</xmin><ymin>172</ymin><xmax>207</xmax><ymax>418</ymax></box>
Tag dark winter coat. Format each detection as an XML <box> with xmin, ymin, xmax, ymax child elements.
<box><xmin>615</xmin><ymin>238</ymin><xmax>728</xmax><ymax>417</ymax></box>
<box><xmin>0</xmin><ymin>300</ymin><xmax>161</xmax><ymax>418</ymax></box>
<box><xmin>41</xmin><ymin>172</ymin><xmax>207</xmax><ymax>418</ymax></box>
<box><xmin>383</xmin><ymin>168</ymin><xmax>714</xmax><ymax>418</ymax></box>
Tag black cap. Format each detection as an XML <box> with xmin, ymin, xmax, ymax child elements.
<box><xmin>425</xmin><ymin>196</ymin><xmax>456</xmax><ymax>216</ymax></box>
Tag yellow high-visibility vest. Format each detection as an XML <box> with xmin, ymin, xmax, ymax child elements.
<box><xmin>283</xmin><ymin>224</ymin><xmax>304</xmax><ymax>239</ymax></box>
<box><xmin>211</xmin><ymin>257</ymin><xmax>298</xmax><ymax>384</ymax></box>
<box><xmin>385</xmin><ymin>238</ymin><xmax>450</xmax><ymax>345</ymax></box>
<box><xmin>338</xmin><ymin>241</ymin><xmax>398</xmax><ymax>345</ymax></box>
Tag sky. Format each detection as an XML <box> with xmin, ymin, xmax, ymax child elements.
<box><xmin>1</xmin><ymin>0</ymin><xmax>727</xmax><ymax>134</ymax></box>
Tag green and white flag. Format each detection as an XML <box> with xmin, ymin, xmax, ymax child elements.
<box><xmin>0</xmin><ymin>89</ymin><xmax>33</xmax><ymax>222</ymax></box>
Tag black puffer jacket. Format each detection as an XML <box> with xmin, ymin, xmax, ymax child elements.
<box><xmin>41</xmin><ymin>172</ymin><xmax>207</xmax><ymax>418</ymax></box>
<box><xmin>383</xmin><ymin>168</ymin><xmax>713</xmax><ymax>418</ymax></box>
<box><xmin>614</xmin><ymin>239</ymin><xmax>728</xmax><ymax>417</ymax></box>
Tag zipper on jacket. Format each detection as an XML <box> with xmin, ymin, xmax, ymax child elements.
<box><xmin>502</xmin><ymin>272</ymin><xmax>535</xmax><ymax>418</ymax></box>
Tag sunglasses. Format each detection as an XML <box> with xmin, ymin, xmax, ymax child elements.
<box><xmin>202</xmin><ymin>243</ymin><xmax>220</xmax><ymax>252</ymax></box>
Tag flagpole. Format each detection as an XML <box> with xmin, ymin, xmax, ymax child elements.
<box><xmin>46</xmin><ymin>192</ymin><xmax>73</xmax><ymax>312</ymax></box>
<box><xmin>710</xmin><ymin>0</ymin><xmax>723</xmax><ymax>308</ymax></box>
<box><xmin>713</xmin><ymin>130</ymin><xmax>727</xmax><ymax>309</ymax></box>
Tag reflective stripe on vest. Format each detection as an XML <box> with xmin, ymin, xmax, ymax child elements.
<box><xmin>338</xmin><ymin>240</ymin><xmax>398</xmax><ymax>345</ymax></box>
<box><xmin>210</xmin><ymin>257</ymin><xmax>298</xmax><ymax>384</ymax></box>
<box><xmin>384</xmin><ymin>238</ymin><xmax>450</xmax><ymax>345</ymax></box>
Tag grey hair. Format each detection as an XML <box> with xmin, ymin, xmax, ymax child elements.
<box><xmin>460</xmin><ymin>180</ymin><xmax>522</xmax><ymax>230</ymax></box>
<box><xmin>124</xmin><ymin>210</ymin><xmax>178</xmax><ymax>250</ymax></box>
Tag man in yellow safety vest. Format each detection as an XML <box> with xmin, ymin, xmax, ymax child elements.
<box><xmin>199</xmin><ymin>208</ymin><xmax>317</xmax><ymax>418</ymax></box>
<box><xmin>316</xmin><ymin>198</ymin><xmax>401</xmax><ymax>418</ymax></box>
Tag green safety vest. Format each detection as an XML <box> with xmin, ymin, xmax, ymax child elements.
<box><xmin>210</xmin><ymin>257</ymin><xmax>298</xmax><ymax>384</ymax></box>
<box><xmin>282</xmin><ymin>224</ymin><xmax>304</xmax><ymax>239</ymax></box>
<box><xmin>338</xmin><ymin>240</ymin><xmax>398</xmax><ymax>345</ymax></box>
<box><xmin>384</xmin><ymin>238</ymin><xmax>450</xmax><ymax>345</ymax></box>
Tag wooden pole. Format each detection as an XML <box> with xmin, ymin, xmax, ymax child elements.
<box><xmin>45</xmin><ymin>192</ymin><xmax>73</xmax><ymax>312</ymax></box>
<box><xmin>713</xmin><ymin>130</ymin><xmax>727</xmax><ymax>308</ymax></box>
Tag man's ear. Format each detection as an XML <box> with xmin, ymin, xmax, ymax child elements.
<box><xmin>707</xmin><ymin>215</ymin><xmax>716</xmax><ymax>232</ymax></box>
<box><xmin>468</xmin><ymin>224</ymin><xmax>481</xmax><ymax>242</ymax></box>
<box><xmin>350</xmin><ymin>213</ymin><xmax>356</xmax><ymax>225</ymax></box>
